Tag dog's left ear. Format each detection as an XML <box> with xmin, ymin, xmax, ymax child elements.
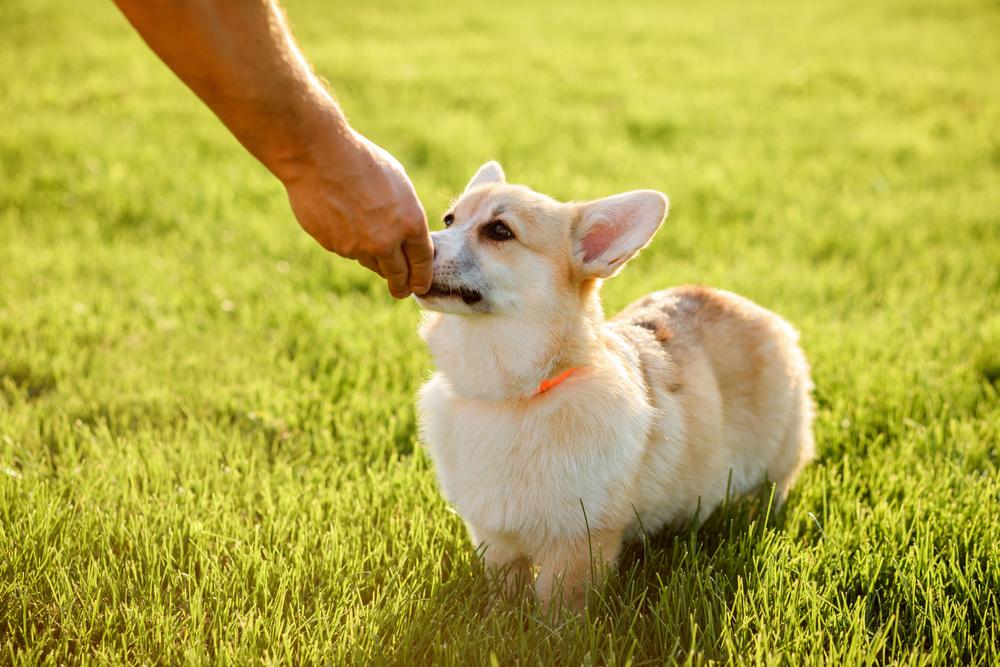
<box><xmin>572</xmin><ymin>190</ymin><xmax>668</xmax><ymax>279</ymax></box>
<box><xmin>464</xmin><ymin>161</ymin><xmax>506</xmax><ymax>193</ymax></box>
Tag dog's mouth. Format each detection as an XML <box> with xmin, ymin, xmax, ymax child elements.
<box><xmin>422</xmin><ymin>282</ymin><xmax>483</xmax><ymax>305</ymax></box>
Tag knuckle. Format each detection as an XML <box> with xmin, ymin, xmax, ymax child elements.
<box><xmin>386</xmin><ymin>267</ymin><xmax>408</xmax><ymax>280</ymax></box>
<box><xmin>403</xmin><ymin>220</ymin><xmax>428</xmax><ymax>239</ymax></box>
<box><xmin>368</xmin><ymin>240</ymin><xmax>396</xmax><ymax>257</ymax></box>
<box><xmin>410</xmin><ymin>254</ymin><xmax>434</xmax><ymax>269</ymax></box>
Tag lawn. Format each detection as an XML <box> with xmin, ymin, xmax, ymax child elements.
<box><xmin>1</xmin><ymin>0</ymin><xmax>999</xmax><ymax>663</ymax></box>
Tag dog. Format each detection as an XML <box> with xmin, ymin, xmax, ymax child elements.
<box><xmin>415</xmin><ymin>161</ymin><xmax>815</xmax><ymax>610</ymax></box>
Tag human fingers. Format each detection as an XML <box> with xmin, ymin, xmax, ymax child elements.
<box><xmin>376</xmin><ymin>245</ymin><xmax>410</xmax><ymax>299</ymax></box>
<box><xmin>357</xmin><ymin>255</ymin><xmax>383</xmax><ymax>277</ymax></box>
<box><xmin>403</xmin><ymin>231</ymin><xmax>434</xmax><ymax>295</ymax></box>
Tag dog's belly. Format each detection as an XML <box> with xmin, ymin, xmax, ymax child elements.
<box><xmin>419</xmin><ymin>373</ymin><xmax>653</xmax><ymax>553</ymax></box>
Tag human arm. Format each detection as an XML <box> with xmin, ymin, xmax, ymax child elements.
<box><xmin>113</xmin><ymin>0</ymin><xmax>432</xmax><ymax>297</ymax></box>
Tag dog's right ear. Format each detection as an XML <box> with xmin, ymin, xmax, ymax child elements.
<box><xmin>464</xmin><ymin>161</ymin><xmax>506</xmax><ymax>193</ymax></box>
<box><xmin>572</xmin><ymin>190</ymin><xmax>668</xmax><ymax>280</ymax></box>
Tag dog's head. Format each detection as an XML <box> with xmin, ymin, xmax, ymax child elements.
<box><xmin>414</xmin><ymin>161</ymin><xmax>668</xmax><ymax>317</ymax></box>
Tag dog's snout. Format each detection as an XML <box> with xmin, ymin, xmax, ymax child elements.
<box><xmin>430</xmin><ymin>230</ymin><xmax>452</xmax><ymax>263</ymax></box>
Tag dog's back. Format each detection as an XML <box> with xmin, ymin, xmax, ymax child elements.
<box><xmin>613</xmin><ymin>285</ymin><xmax>815</xmax><ymax>528</ymax></box>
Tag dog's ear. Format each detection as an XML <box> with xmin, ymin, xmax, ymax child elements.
<box><xmin>464</xmin><ymin>161</ymin><xmax>506</xmax><ymax>192</ymax></box>
<box><xmin>572</xmin><ymin>190</ymin><xmax>668</xmax><ymax>279</ymax></box>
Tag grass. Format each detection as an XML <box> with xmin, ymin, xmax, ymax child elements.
<box><xmin>1</xmin><ymin>0</ymin><xmax>999</xmax><ymax>663</ymax></box>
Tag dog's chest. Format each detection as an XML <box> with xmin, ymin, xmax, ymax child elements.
<box><xmin>419</xmin><ymin>374</ymin><xmax>651</xmax><ymax>545</ymax></box>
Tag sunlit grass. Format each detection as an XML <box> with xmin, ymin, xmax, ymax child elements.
<box><xmin>1</xmin><ymin>0</ymin><xmax>998</xmax><ymax>663</ymax></box>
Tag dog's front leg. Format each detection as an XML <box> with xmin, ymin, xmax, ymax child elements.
<box><xmin>534</xmin><ymin>527</ymin><xmax>623</xmax><ymax>613</ymax></box>
<box><xmin>477</xmin><ymin>534</ymin><xmax>532</xmax><ymax>596</ymax></box>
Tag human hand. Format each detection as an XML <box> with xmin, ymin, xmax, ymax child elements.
<box><xmin>281</xmin><ymin>127</ymin><xmax>433</xmax><ymax>299</ymax></box>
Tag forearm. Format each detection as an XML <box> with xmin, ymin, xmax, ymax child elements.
<box><xmin>114</xmin><ymin>0</ymin><xmax>346</xmax><ymax>182</ymax></box>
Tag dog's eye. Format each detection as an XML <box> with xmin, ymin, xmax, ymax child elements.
<box><xmin>484</xmin><ymin>220</ymin><xmax>514</xmax><ymax>242</ymax></box>
<box><xmin>443</xmin><ymin>213</ymin><xmax>454</xmax><ymax>227</ymax></box>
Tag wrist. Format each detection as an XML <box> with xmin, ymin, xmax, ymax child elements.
<box><xmin>262</xmin><ymin>81</ymin><xmax>355</xmax><ymax>187</ymax></box>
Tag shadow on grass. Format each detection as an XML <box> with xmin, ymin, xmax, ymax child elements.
<box><xmin>590</xmin><ymin>484</ymin><xmax>790</xmax><ymax>660</ymax></box>
<box><xmin>374</xmin><ymin>484</ymin><xmax>794</xmax><ymax>664</ymax></box>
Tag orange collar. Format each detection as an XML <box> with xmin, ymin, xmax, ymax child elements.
<box><xmin>533</xmin><ymin>367</ymin><xmax>582</xmax><ymax>396</ymax></box>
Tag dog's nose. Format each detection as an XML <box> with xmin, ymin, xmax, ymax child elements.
<box><xmin>430</xmin><ymin>231</ymin><xmax>444</xmax><ymax>259</ymax></box>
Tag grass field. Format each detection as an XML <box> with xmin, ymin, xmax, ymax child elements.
<box><xmin>2</xmin><ymin>0</ymin><xmax>999</xmax><ymax>663</ymax></box>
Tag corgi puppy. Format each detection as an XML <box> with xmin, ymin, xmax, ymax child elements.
<box><xmin>415</xmin><ymin>161</ymin><xmax>815</xmax><ymax>610</ymax></box>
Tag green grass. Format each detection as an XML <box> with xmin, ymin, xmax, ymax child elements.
<box><xmin>2</xmin><ymin>0</ymin><xmax>999</xmax><ymax>663</ymax></box>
